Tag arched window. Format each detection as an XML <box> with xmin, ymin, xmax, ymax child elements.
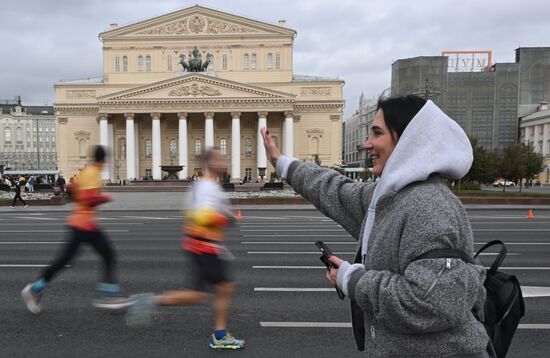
<box><xmin>220</xmin><ymin>138</ymin><xmax>227</xmax><ymax>155</ymax></box>
<box><xmin>169</xmin><ymin>139</ymin><xmax>177</xmax><ymax>157</ymax></box>
<box><xmin>167</xmin><ymin>55</ymin><xmax>172</xmax><ymax>71</ymax></box>
<box><xmin>138</xmin><ymin>55</ymin><xmax>144</xmax><ymax>71</ymax></box>
<box><xmin>123</xmin><ymin>56</ymin><xmax>128</xmax><ymax>72</ymax></box>
<box><xmin>275</xmin><ymin>53</ymin><xmax>281</xmax><ymax>69</ymax></box>
<box><xmin>146</xmin><ymin>55</ymin><xmax>151</xmax><ymax>71</ymax></box>
<box><xmin>310</xmin><ymin>137</ymin><xmax>320</xmax><ymax>155</ymax></box>
<box><xmin>145</xmin><ymin>139</ymin><xmax>152</xmax><ymax>157</ymax></box>
<box><xmin>243</xmin><ymin>54</ymin><xmax>249</xmax><ymax>70</ymax></box>
<box><xmin>115</xmin><ymin>56</ymin><xmax>120</xmax><ymax>72</ymax></box>
<box><xmin>118</xmin><ymin>138</ymin><xmax>126</xmax><ymax>159</ymax></box>
<box><xmin>195</xmin><ymin>139</ymin><xmax>202</xmax><ymax>156</ymax></box>
<box><xmin>16</xmin><ymin>127</ymin><xmax>23</xmax><ymax>142</ymax></box>
<box><xmin>267</xmin><ymin>53</ymin><xmax>273</xmax><ymax>69</ymax></box>
<box><xmin>4</xmin><ymin>127</ymin><xmax>11</xmax><ymax>142</ymax></box>
<box><xmin>532</xmin><ymin>63</ymin><xmax>544</xmax><ymax>103</ymax></box>
<box><xmin>251</xmin><ymin>54</ymin><xmax>257</xmax><ymax>70</ymax></box>
<box><xmin>222</xmin><ymin>54</ymin><xmax>228</xmax><ymax>70</ymax></box>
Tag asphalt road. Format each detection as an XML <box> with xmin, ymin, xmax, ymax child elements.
<box><xmin>1</xmin><ymin>209</ymin><xmax>549</xmax><ymax>357</ymax></box>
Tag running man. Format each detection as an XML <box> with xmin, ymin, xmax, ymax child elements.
<box><xmin>126</xmin><ymin>147</ymin><xmax>244</xmax><ymax>350</ymax></box>
<box><xmin>10</xmin><ymin>177</ymin><xmax>28</xmax><ymax>208</ymax></box>
<box><xmin>21</xmin><ymin>145</ymin><xmax>127</xmax><ymax>314</ymax></box>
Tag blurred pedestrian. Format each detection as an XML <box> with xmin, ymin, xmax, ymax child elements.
<box><xmin>10</xmin><ymin>177</ymin><xmax>28</xmax><ymax>208</ymax></box>
<box><xmin>126</xmin><ymin>147</ymin><xmax>244</xmax><ymax>350</ymax></box>
<box><xmin>21</xmin><ymin>145</ymin><xmax>128</xmax><ymax>315</ymax></box>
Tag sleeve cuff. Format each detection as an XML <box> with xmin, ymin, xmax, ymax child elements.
<box><xmin>276</xmin><ymin>155</ymin><xmax>298</xmax><ymax>179</ymax></box>
<box><xmin>336</xmin><ymin>262</ymin><xmax>364</xmax><ymax>297</ymax></box>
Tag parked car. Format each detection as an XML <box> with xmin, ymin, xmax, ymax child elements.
<box><xmin>492</xmin><ymin>179</ymin><xmax>516</xmax><ymax>187</ymax></box>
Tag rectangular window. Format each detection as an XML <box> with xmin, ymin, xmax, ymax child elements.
<box><xmin>220</xmin><ymin>138</ymin><xmax>227</xmax><ymax>155</ymax></box>
<box><xmin>145</xmin><ymin>169</ymin><xmax>152</xmax><ymax>178</ymax></box>
<box><xmin>145</xmin><ymin>139</ymin><xmax>152</xmax><ymax>157</ymax></box>
<box><xmin>275</xmin><ymin>53</ymin><xmax>281</xmax><ymax>69</ymax></box>
<box><xmin>123</xmin><ymin>56</ymin><xmax>128</xmax><ymax>72</ymax></box>
<box><xmin>244</xmin><ymin>137</ymin><xmax>253</xmax><ymax>156</ymax></box>
<box><xmin>115</xmin><ymin>56</ymin><xmax>120</xmax><ymax>72</ymax></box>
<box><xmin>243</xmin><ymin>54</ymin><xmax>249</xmax><ymax>70</ymax></box>
<box><xmin>222</xmin><ymin>55</ymin><xmax>228</xmax><ymax>70</ymax></box>
<box><xmin>267</xmin><ymin>53</ymin><xmax>273</xmax><ymax>69</ymax></box>
<box><xmin>251</xmin><ymin>54</ymin><xmax>257</xmax><ymax>70</ymax></box>
<box><xmin>146</xmin><ymin>55</ymin><xmax>151</xmax><ymax>72</ymax></box>
<box><xmin>167</xmin><ymin>55</ymin><xmax>172</xmax><ymax>71</ymax></box>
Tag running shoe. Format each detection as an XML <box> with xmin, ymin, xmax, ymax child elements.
<box><xmin>209</xmin><ymin>332</ymin><xmax>245</xmax><ymax>350</ymax></box>
<box><xmin>92</xmin><ymin>295</ymin><xmax>133</xmax><ymax>310</ymax></box>
<box><xmin>21</xmin><ymin>284</ymin><xmax>42</xmax><ymax>315</ymax></box>
<box><xmin>24</xmin><ymin>204</ymin><xmax>29</xmax><ymax>208</ymax></box>
<box><xmin>125</xmin><ymin>293</ymin><xmax>156</xmax><ymax>328</ymax></box>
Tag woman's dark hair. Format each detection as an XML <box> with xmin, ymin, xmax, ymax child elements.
<box><xmin>203</xmin><ymin>146</ymin><xmax>221</xmax><ymax>166</ymax></box>
<box><xmin>376</xmin><ymin>95</ymin><xmax>427</xmax><ymax>142</ymax></box>
<box><xmin>92</xmin><ymin>145</ymin><xmax>107</xmax><ymax>163</ymax></box>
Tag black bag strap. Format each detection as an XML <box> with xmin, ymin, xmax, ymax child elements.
<box><xmin>413</xmin><ymin>248</ymin><xmax>474</xmax><ymax>264</ymax></box>
<box><xmin>474</xmin><ymin>240</ymin><xmax>506</xmax><ymax>274</ymax></box>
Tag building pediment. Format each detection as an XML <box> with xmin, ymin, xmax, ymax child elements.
<box><xmin>100</xmin><ymin>5</ymin><xmax>295</xmax><ymax>39</ymax></box>
<box><xmin>98</xmin><ymin>74</ymin><xmax>295</xmax><ymax>102</ymax></box>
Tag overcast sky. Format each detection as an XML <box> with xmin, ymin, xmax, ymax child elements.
<box><xmin>1</xmin><ymin>0</ymin><xmax>549</xmax><ymax>116</ymax></box>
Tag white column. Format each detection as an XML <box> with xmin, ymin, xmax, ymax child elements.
<box><xmin>543</xmin><ymin>124</ymin><xmax>550</xmax><ymax>157</ymax></box>
<box><xmin>98</xmin><ymin>114</ymin><xmax>109</xmax><ymax>180</ymax></box>
<box><xmin>205</xmin><ymin>112</ymin><xmax>214</xmax><ymax>149</ymax></box>
<box><xmin>178</xmin><ymin>112</ymin><xmax>188</xmax><ymax>179</ymax></box>
<box><xmin>257</xmin><ymin>112</ymin><xmax>268</xmax><ymax>177</ymax></box>
<box><xmin>152</xmin><ymin>112</ymin><xmax>162</xmax><ymax>180</ymax></box>
<box><xmin>284</xmin><ymin>111</ymin><xmax>294</xmax><ymax>157</ymax></box>
<box><xmin>107</xmin><ymin>121</ymin><xmax>114</xmax><ymax>180</ymax></box>
<box><xmin>134</xmin><ymin>120</ymin><xmax>140</xmax><ymax>179</ymax></box>
<box><xmin>125</xmin><ymin>113</ymin><xmax>135</xmax><ymax>180</ymax></box>
<box><xmin>231</xmin><ymin>112</ymin><xmax>241</xmax><ymax>183</ymax></box>
<box><xmin>533</xmin><ymin>125</ymin><xmax>541</xmax><ymax>153</ymax></box>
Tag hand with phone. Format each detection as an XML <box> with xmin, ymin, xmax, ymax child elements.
<box><xmin>315</xmin><ymin>241</ymin><xmax>345</xmax><ymax>299</ymax></box>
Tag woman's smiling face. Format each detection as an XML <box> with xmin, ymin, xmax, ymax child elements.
<box><xmin>364</xmin><ymin>109</ymin><xmax>397</xmax><ymax>177</ymax></box>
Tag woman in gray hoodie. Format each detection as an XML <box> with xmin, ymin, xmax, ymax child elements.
<box><xmin>260</xmin><ymin>95</ymin><xmax>492</xmax><ymax>357</ymax></box>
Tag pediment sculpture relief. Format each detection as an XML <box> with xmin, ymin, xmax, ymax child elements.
<box><xmin>168</xmin><ymin>83</ymin><xmax>222</xmax><ymax>96</ymax></box>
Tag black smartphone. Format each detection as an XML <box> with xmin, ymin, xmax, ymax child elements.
<box><xmin>315</xmin><ymin>241</ymin><xmax>345</xmax><ymax>299</ymax></box>
<box><xmin>315</xmin><ymin>240</ymin><xmax>339</xmax><ymax>269</ymax></box>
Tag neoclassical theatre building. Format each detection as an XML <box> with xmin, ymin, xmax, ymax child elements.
<box><xmin>55</xmin><ymin>6</ymin><xmax>344</xmax><ymax>182</ymax></box>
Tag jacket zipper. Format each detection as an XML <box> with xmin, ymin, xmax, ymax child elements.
<box><xmin>423</xmin><ymin>258</ymin><xmax>451</xmax><ymax>298</ymax></box>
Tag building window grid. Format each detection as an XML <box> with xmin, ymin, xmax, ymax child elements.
<box><xmin>220</xmin><ymin>138</ymin><xmax>227</xmax><ymax>155</ymax></box>
<box><xmin>167</xmin><ymin>55</ymin><xmax>172</xmax><ymax>71</ymax></box>
<box><xmin>145</xmin><ymin>139</ymin><xmax>152</xmax><ymax>157</ymax></box>
<box><xmin>169</xmin><ymin>139</ymin><xmax>177</xmax><ymax>157</ymax></box>
<box><xmin>115</xmin><ymin>56</ymin><xmax>120</xmax><ymax>72</ymax></box>
<box><xmin>251</xmin><ymin>54</ymin><xmax>257</xmax><ymax>70</ymax></box>
<box><xmin>222</xmin><ymin>55</ymin><xmax>228</xmax><ymax>70</ymax></box>
<box><xmin>138</xmin><ymin>55</ymin><xmax>144</xmax><ymax>71</ymax></box>
<box><xmin>275</xmin><ymin>53</ymin><xmax>281</xmax><ymax>69</ymax></box>
<box><xmin>267</xmin><ymin>53</ymin><xmax>273</xmax><ymax>69</ymax></box>
<box><xmin>123</xmin><ymin>56</ymin><xmax>128</xmax><ymax>72</ymax></box>
<box><xmin>195</xmin><ymin>139</ymin><xmax>202</xmax><ymax>156</ymax></box>
<box><xmin>146</xmin><ymin>55</ymin><xmax>151</xmax><ymax>72</ymax></box>
<box><xmin>243</xmin><ymin>54</ymin><xmax>249</xmax><ymax>70</ymax></box>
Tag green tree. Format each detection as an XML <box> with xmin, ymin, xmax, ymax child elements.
<box><xmin>463</xmin><ymin>138</ymin><xmax>498</xmax><ymax>184</ymax></box>
<box><xmin>497</xmin><ymin>144</ymin><xmax>525</xmax><ymax>192</ymax></box>
<box><xmin>522</xmin><ymin>144</ymin><xmax>544</xmax><ymax>189</ymax></box>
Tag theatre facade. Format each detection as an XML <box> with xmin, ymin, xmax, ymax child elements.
<box><xmin>54</xmin><ymin>5</ymin><xmax>344</xmax><ymax>181</ymax></box>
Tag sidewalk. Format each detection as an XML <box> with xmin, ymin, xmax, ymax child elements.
<box><xmin>3</xmin><ymin>191</ymin><xmax>550</xmax><ymax>212</ymax></box>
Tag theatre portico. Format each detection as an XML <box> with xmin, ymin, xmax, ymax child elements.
<box><xmin>54</xmin><ymin>5</ymin><xmax>344</xmax><ymax>182</ymax></box>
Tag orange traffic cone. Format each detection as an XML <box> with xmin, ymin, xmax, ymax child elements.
<box><xmin>236</xmin><ymin>210</ymin><xmax>243</xmax><ymax>221</ymax></box>
<box><xmin>527</xmin><ymin>209</ymin><xmax>534</xmax><ymax>219</ymax></box>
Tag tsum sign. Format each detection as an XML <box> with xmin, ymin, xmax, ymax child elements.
<box><xmin>441</xmin><ymin>50</ymin><xmax>492</xmax><ymax>72</ymax></box>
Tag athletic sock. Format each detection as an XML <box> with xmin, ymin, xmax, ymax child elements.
<box><xmin>214</xmin><ymin>329</ymin><xmax>227</xmax><ymax>340</ymax></box>
<box><xmin>97</xmin><ymin>282</ymin><xmax>120</xmax><ymax>297</ymax></box>
<box><xmin>30</xmin><ymin>278</ymin><xmax>47</xmax><ymax>294</ymax></box>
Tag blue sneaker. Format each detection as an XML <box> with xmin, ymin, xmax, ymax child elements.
<box><xmin>209</xmin><ymin>332</ymin><xmax>245</xmax><ymax>350</ymax></box>
<box><xmin>125</xmin><ymin>293</ymin><xmax>156</xmax><ymax>328</ymax></box>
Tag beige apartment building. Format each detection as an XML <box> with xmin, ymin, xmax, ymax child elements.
<box><xmin>54</xmin><ymin>5</ymin><xmax>344</xmax><ymax>181</ymax></box>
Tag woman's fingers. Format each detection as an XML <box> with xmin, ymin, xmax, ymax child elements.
<box><xmin>328</xmin><ymin>255</ymin><xmax>344</xmax><ymax>267</ymax></box>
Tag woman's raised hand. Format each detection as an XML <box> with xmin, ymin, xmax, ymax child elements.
<box><xmin>260</xmin><ymin>127</ymin><xmax>281</xmax><ymax>167</ymax></box>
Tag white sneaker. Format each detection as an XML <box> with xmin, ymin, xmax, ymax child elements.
<box><xmin>10</xmin><ymin>206</ymin><xmax>15</xmax><ymax>209</ymax></box>
<box><xmin>21</xmin><ymin>284</ymin><xmax>42</xmax><ymax>315</ymax></box>
<box><xmin>24</xmin><ymin>204</ymin><xmax>29</xmax><ymax>208</ymax></box>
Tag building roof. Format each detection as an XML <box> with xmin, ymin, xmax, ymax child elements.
<box><xmin>292</xmin><ymin>74</ymin><xmax>341</xmax><ymax>82</ymax></box>
<box><xmin>520</xmin><ymin>108</ymin><xmax>550</xmax><ymax>123</ymax></box>
<box><xmin>57</xmin><ymin>77</ymin><xmax>104</xmax><ymax>85</ymax></box>
<box><xmin>0</xmin><ymin>100</ymin><xmax>54</xmax><ymax>116</ymax></box>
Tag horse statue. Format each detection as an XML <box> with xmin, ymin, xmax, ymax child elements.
<box><xmin>202</xmin><ymin>53</ymin><xmax>214</xmax><ymax>71</ymax></box>
<box><xmin>178</xmin><ymin>53</ymin><xmax>189</xmax><ymax>72</ymax></box>
<box><xmin>188</xmin><ymin>47</ymin><xmax>202</xmax><ymax>72</ymax></box>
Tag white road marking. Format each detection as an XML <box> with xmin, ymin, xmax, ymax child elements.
<box><xmin>247</xmin><ymin>251</ymin><xmax>517</xmax><ymax>256</ymax></box>
<box><xmin>122</xmin><ymin>216</ymin><xmax>174</xmax><ymax>220</ymax></box>
<box><xmin>0</xmin><ymin>242</ymin><xmax>64</xmax><ymax>245</ymax></box>
<box><xmin>0</xmin><ymin>264</ymin><xmax>70</xmax><ymax>268</ymax></box>
<box><xmin>259</xmin><ymin>322</ymin><xmax>550</xmax><ymax>329</ymax></box>
<box><xmin>13</xmin><ymin>216</ymin><xmax>58</xmax><ymax>221</ymax></box>
<box><xmin>243</xmin><ymin>234</ymin><xmax>350</xmax><ymax>237</ymax></box>
<box><xmin>253</xmin><ymin>265</ymin><xmax>550</xmax><ymax>270</ymax></box>
<box><xmin>242</xmin><ymin>241</ymin><xmax>354</xmax><ymax>245</ymax></box>
<box><xmin>241</xmin><ymin>229</ymin><xmax>345</xmax><ymax>232</ymax></box>
<box><xmin>522</xmin><ymin>286</ymin><xmax>550</xmax><ymax>298</ymax></box>
<box><xmin>248</xmin><ymin>251</ymin><xmax>355</xmax><ymax>255</ymax></box>
<box><xmin>0</xmin><ymin>230</ymin><xmax>129</xmax><ymax>233</ymax></box>
<box><xmin>254</xmin><ymin>288</ymin><xmax>334</xmax><ymax>292</ymax></box>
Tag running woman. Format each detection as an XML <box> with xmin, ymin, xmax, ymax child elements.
<box><xmin>126</xmin><ymin>147</ymin><xmax>244</xmax><ymax>350</ymax></box>
<box><xmin>21</xmin><ymin>145</ymin><xmax>127</xmax><ymax>314</ymax></box>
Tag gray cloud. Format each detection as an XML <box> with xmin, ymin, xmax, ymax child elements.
<box><xmin>1</xmin><ymin>0</ymin><xmax>549</xmax><ymax>116</ymax></box>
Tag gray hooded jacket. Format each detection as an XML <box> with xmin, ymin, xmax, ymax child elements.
<box><xmin>276</xmin><ymin>101</ymin><xmax>489</xmax><ymax>357</ymax></box>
